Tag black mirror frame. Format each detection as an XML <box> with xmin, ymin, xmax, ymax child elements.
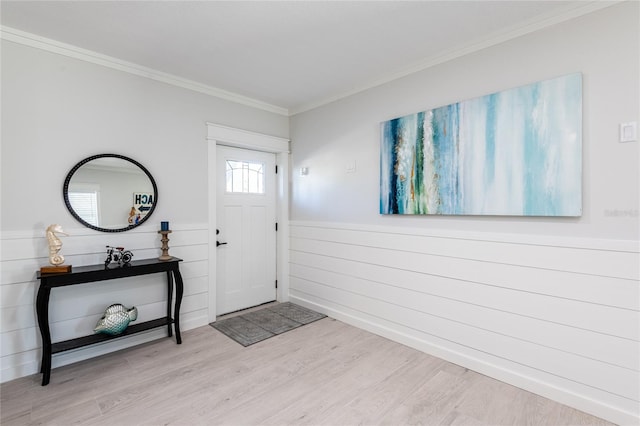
<box><xmin>63</xmin><ymin>153</ymin><xmax>158</xmax><ymax>233</ymax></box>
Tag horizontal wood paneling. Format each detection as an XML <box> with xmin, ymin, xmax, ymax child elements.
<box><xmin>290</xmin><ymin>226</ymin><xmax>639</xmax><ymax>280</ymax></box>
<box><xmin>289</xmin><ymin>221</ymin><xmax>640</xmax><ymax>425</ymax></box>
<box><xmin>0</xmin><ymin>225</ymin><xmax>210</xmax><ymax>383</ymax></box>
<box><xmin>290</xmin><ymin>239</ymin><xmax>638</xmax><ymax>339</ymax></box>
<box><xmin>290</xmin><ymin>261</ymin><xmax>637</xmax><ymax>371</ymax></box>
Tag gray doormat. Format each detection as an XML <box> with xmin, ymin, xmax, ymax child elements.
<box><xmin>210</xmin><ymin>302</ymin><xmax>326</xmax><ymax>347</ymax></box>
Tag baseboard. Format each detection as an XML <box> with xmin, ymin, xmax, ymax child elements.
<box><xmin>1</xmin><ymin>359</ymin><xmax>39</xmax><ymax>384</ymax></box>
<box><xmin>291</xmin><ymin>295</ymin><xmax>639</xmax><ymax>426</ymax></box>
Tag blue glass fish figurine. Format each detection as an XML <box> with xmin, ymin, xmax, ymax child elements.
<box><xmin>94</xmin><ymin>304</ymin><xmax>138</xmax><ymax>335</ymax></box>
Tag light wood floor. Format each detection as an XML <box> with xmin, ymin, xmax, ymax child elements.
<box><xmin>1</xmin><ymin>317</ymin><xmax>613</xmax><ymax>425</ymax></box>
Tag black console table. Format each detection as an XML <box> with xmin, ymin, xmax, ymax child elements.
<box><xmin>36</xmin><ymin>257</ymin><xmax>183</xmax><ymax>386</ymax></box>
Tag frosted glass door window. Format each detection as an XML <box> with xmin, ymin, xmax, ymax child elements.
<box><xmin>226</xmin><ymin>160</ymin><xmax>265</xmax><ymax>194</ymax></box>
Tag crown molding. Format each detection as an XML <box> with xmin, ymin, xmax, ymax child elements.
<box><xmin>289</xmin><ymin>0</ymin><xmax>622</xmax><ymax>115</ymax></box>
<box><xmin>0</xmin><ymin>1</ymin><xmax>622</xmax><ymax>118</ymax></box>
<box><xmin>0</xmin><ymin>26</ymin><xmax>290</xmax><ymax>117</ymax></box>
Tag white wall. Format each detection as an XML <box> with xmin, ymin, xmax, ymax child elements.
<box><xmin>0</xmin><ymin>39</ymin><xmax>288</xmax><ymax>382</ymax></box>
<box><xmin>289</xmin><ymin>3</ymin><xmax>639</xmax><ymax>425</ymax></box>
<box><xmin>291</xmin><ymin>3</ymin><xmax>638</xmax><ymax>241</ymax></box>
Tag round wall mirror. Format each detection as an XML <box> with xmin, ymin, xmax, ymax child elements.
<box><xmin>63</xmin><ymin>154</ymin><xmax>158</xmax><ymax>232</ymax></box>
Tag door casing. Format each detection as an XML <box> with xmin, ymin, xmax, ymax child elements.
<box><xmin>207</xmin><ymin>123</ymin><xmax>290</xmax><ymax>322</ymax></box>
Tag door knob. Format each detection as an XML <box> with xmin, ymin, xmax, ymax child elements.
<box><xmin>216</xmin><ymin>241</ymin><xmax>227</xmax><ymax>247</ymax></box>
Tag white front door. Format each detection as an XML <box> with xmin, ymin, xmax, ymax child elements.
<box><xmin>216</xmin><ymin>145</ymin><xmax>277</xmax><ymax>315</ymax></box>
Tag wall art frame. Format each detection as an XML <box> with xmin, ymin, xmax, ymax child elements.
<box><xmin>380</xmin><ymin>73</ymin><xmax>582</xmax><ymax>217</ymax></box>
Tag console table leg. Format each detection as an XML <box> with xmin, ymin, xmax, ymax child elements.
<box><xmin>36</xmin><ymin>286</ymin><xmax>52</xmax><ymax>386</ymax></box>
<box><xmin>166</xmin><ymin>271</ymin><xmax>174</xmax><ymax>338</ymax></box>
<box><xmin>173</xmin><ymin>269</ymin><xmax>184</xmax><ymax>344</ymax></box>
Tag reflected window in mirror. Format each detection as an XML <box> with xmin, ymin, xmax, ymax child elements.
<box><xmin>67</xmin><ymin>183</ymin><xmax>100</xmax><ymax>227</ymax></box>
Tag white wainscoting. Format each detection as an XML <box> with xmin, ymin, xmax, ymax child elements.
<box><xmin>289</xmin><ymin>221</ymin><xmax>640</xmax><ymax>425</ymax></box>
<box><xmin>0</xmin><ymin>224</ymin><xmax>210</xmax><ymax>383</ymax></box>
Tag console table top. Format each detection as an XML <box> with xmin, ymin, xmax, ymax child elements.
<box><xmin>37</xmin><ymin>257</ymin><xmax>183</xmax><ymax>285</ymax></box>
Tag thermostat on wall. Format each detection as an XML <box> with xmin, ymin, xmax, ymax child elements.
<box><xmin>620</xmin><ymin>121</ymin><xmax>637</xmax><ymax>142</ymax></box>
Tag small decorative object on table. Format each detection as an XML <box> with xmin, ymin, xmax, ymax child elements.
<box><xmin>94</xmin><ymin>304</ymin><xmax>138</xmax><ymax>335</ymax></box>
<box><xmin>158</xmin><ymin>221</ymin><xmax>172</xmax><ymax>260</ymax></box>
<box><xmin>104</xmin><ymin>245</ymin><xmax>133</xmax><ymax>267</ymax></box>
<box><xmin>41</xmin><ymin>224</ymin><xmax>72</xmax><ymax>274</ymax></box>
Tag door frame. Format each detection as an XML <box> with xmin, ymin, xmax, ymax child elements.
<box><xmin>206</xmin><ymin>123</ymin><xmax>290</xmax><ymax>323</ymax></box>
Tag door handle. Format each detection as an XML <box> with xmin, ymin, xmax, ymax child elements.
<box><xmin>216</xmin><ymin>241</ymin><xmax>228</xmax><ymax>247</ymax></box>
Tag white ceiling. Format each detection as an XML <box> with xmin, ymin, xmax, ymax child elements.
<box><xmin>0</xmin><ymin>1</ymin><xmax>616</xmax><ymax>115</ymax></box>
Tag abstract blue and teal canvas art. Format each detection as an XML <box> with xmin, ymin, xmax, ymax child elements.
<box><xmin>380</xmin><ymin>73</ymin><xmax>582</xmax><ymax>216</ymax></box>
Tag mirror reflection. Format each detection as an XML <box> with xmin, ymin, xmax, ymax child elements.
<box><xmin>63</xmin><ymin>154</ymin><xmax>157</xmax><ymax>232</ymax></box>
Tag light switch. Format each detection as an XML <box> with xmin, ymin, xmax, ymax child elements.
<box><xmin>620</xmin><ymin>121</ymin><xmax>637</xmax><ymax>142</ymax></box>
<box><xmin>346</xmin><ymin>160</ymin><xmax>356</xmax><ymax>173</ymax></box>
<box><xmin>300</xmin><ymin>167</ymin><xmax>309</xmax><ymax>176</ymax></box>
